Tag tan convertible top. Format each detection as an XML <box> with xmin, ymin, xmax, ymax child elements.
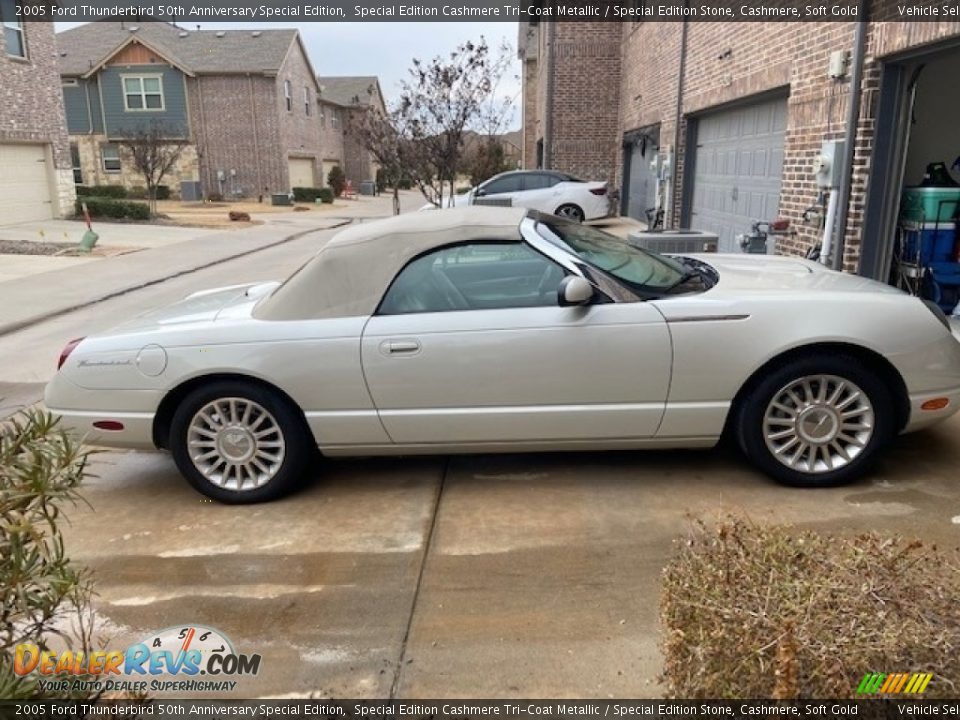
<box><xmin>255</xmin><ymin>205</ymin><xmax>528</xmax><ymax>321</ymax></box>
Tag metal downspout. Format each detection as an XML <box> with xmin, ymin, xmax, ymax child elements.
<box><xmin>671</xmin><ymin>19</ymin><xmax>689</xmax><ymax>228</ymax></box>
<box><xmin>832</xmin><ymin>11</ymin><xmax>868</xmax><ymax>270</ymax></box>
<box><xmin>543</xmin><ymin>20</ymin><xmax>555</xmax><ymax>170</ymax></box>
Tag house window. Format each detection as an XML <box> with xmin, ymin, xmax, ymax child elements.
<box><xmin>101</xmin><ymin>144</ymin><xmax>121</xmax><ymax>173</ymax></box>
<box><xmin>319</xmin><ymin>106</ymin><xmax>325</xmax><ymax>128</ymax></box>
<box><xmin>284</xmin><ymin>80</ymin><xmax>292</xmax><ymax>112</ymax></box>
<box><xmin>1</xmin><ymin>0</ymin><xmax>26</xmax><ymax>58</ymax></box>
<box><xmin>122</xmin><ymin>75</ymin><xmax>164</xmax><ymax>111</ymax></box>
<box><xmin>70</xmin><ymin>143</ymin><xmax>83</xmax><ymax>184</ymax></box>
<box><xmin>303</xmin><ymin>86</ymin><xmax>311</xmax><ymax>116</ymax></box>
<box><xmin>331</xmin><ymin>109</ymin><xmax>340</xmax><ymax>130</ymax></box>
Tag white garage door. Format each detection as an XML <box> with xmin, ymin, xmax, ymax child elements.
<box><xmin>689</xmin><ymin>98</ymin><xmax>787</xmax><ymax>253</ymax></box>
<box><xmin>0</xmin><ymin>143</ymin><xmax>53</xmax><ymax>225</ymax></box>
<box><xmin>288</xmin><ymin>157</ymin><xmax>315</xmax><ymax>190</ymax></box>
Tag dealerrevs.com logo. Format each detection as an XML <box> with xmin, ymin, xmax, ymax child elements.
<box><xmin>14</xmin><ymin>625</ymin><xmax>261</xmax><ymax>694</ymax></box>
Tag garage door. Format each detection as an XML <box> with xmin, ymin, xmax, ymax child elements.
<box><xmin>623</xmin><ymin>131</ymin><xmax>660</xmax><ymax>223</ymax></box>
<box><xmin>689</xmin><ymin>97</ymin><xmax>787</xmax><ymax>253</ymax></box>
<box><xmin>0</xmin><ymin>143</ymin><xmax>53</xmax><ymax>225</ymax></box>
<box><xmin>288</xmin><ymin>157</ymin><xmax>315</xmax><ymax>190</ymax></box>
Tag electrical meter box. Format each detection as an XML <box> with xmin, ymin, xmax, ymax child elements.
<box><xmin>815</xmin><ymin>139</ymin><xmax>845</xmax><ymax>189</ymax></box>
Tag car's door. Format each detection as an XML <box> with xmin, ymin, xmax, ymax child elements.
<box><xmin>473</xmin><ymin>174</ymin><xmax>524</xmax><ymax>208</ymax></box>
<box><xmin>515</xmin><ymin>172</ymin><xmax>563</xmax><ymax>213</ymax></box>
<box><xmin>360</xmin><ymin>241</ymin><xmax>672</xmax><ymax>445</ymax></box>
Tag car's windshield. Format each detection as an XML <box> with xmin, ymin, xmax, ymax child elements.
<box><xmin>535</xmin><ymin>216</ymin><xmax>686</xmax><ymax>291</ymax></box>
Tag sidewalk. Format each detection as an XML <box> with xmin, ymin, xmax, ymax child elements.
<box><xmin>0</xmin><ymin>213</ymin><xmax>349</xmax><ymax>337</ymax></box>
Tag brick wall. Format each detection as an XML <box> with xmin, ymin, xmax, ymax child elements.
<box><xmin>276</xmin><ymin>37</ymin><xmax>324</xmax><ymax>189</ymax></box>
<box><xmin>188</xmin><ymin>74</ymin><xmax>284</xmax><ymax>198</ymax></box>
<box><xmin>319</xmin><ymin>100</ymin><xmax>345</xmax><ymax>177</ymax></box>
<box><xmin>1</xmin><ymin>20</ymin><xmax>75</xmax><ymax>216</ymax></box>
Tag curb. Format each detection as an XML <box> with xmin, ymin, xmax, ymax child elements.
<box><xmin>0</xmin><ymin>219</ymin><xmax>352</xmax><ymax>339</ymax></box>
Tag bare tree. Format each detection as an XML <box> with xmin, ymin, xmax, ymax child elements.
<box><xmin>117</xmin><ymin>121</ymin><xmax>189</xmax><ymax>216</ymax></box>
<box><xmin>350</xmin><ymin>106</ymin><xmax>410</xmax><ymax>215</ymax></box>
<box><xmin>398</xmin><ymin>37</ymin><xmax>514</xmax><ymax>209</ymax></box>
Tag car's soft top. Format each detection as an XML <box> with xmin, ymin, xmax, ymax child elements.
<box><xmin>255</xmin><ymin>205</ymin><xmax>529</xmax><ymax>321</ymax></box>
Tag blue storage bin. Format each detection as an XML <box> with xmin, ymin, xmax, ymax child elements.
<box><xmin>902</xmin><ymin>222</ymin><xmax>956</xmax><ymax>263</ymax></box>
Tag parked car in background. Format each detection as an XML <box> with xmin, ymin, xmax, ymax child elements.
<box><xmin>46</xmin><ymin>207</ymin><xmax>960</xmax><ymax>503</ymax></box>
<box><xmin>424</xmin><ymin>170</ymin><xmax>611</xmax><ymax>222</ymax></box>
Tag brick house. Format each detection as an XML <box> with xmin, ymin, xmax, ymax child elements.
<box><xmin>56</xmin><ymin>22</ymin><xmax>327</xmax><ymax>199</ymax></box>
<box><xmin>0</xmin><ymin>8</ymin><xmax>76</xmax><ymax>224</ymax></box>
<box><xmin>520</xmin><ymin>19</ymin><xmax>960</xmax><ymax>283</ymax></box>
<box><xmin>317</xmin><ymin>76</ymin><xmax>386</xmax><ymax>187</ymax></box>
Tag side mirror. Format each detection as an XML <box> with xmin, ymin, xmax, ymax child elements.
<box><xmin>558</xmin><ymin>276</ymin><xmax>594</xmax><ymax>306</ymax></box>
<box><xmin>474</xmin><ymin>188</ymin><xmax>487</xmax><ymax>197</ymax></box>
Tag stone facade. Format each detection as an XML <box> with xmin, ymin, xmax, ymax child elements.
<box><xmin>523</xmin><ymin>20</ymin><xmax>960</xmax><ymax>274</ymax></box>
<box><xmin>73</xmin><ymin>135</ymin><xmax>200</xmax><ymax>197</ymax></box>
<box><xmin>0</xmin><ymin>20</ymin><xmax>76</xmax><ymax>218</ymax></box>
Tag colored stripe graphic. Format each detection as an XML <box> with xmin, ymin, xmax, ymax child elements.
<box><xmin>857</xmin><ymin>672</ymin><xmax>933</xmax><ymax>694</ymax></box>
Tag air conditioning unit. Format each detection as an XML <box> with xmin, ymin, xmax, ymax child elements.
<box><xmin>627</xmin><ymin>229</ymin><xmax>719</xmax><ymax>254</ymax></box>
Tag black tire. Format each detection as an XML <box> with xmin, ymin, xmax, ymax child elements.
<box><xmin>735</xmin><ymin>354</ymin><xmax>895</xmax><ymax>487</ymax></box>
<box><xmin>555</xmin><ymin>204</ymin><xmax>585</xmax><ymax>223</ymax></box>
<box><xmin>169</xmin><ymin>380</ymin><xmax>312</xmax><ymax>503</ymax></box>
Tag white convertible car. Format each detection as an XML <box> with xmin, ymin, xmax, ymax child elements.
<box><xmin>46</xmin><ymin>207</ymin><xmax>960</xmax><ymax>503</ymax></box>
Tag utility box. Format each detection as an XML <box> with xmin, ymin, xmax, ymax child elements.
<box><xmin>180</xmin><ymin>181</ymin><xmax>202</xmax><ymax>201</ymax></box>
<box><xmin>627</xmin><ymin>229</ymin><xmax>719</xmax><ymax>254</ymax></box>
<box><xmin>359</xmin><ymin>181</ymin><xmax>376</xmax><ymax>196</ymax></box>
<box><xmin>815</xmin><ymin>139</ymin><xmax>846</xmax><ymax>189</ymax></box>
<box><xmin>271</xmin><ymin>193</ymin><xmax>292</xmax><ymax>206</ymax></box>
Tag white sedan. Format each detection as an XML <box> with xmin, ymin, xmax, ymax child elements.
<box><xmin>425</xmin><ymin>170</ymin><xmax>612</xmax><ymax>222</ymax></box>
<box><xmin>46</xmin><ymin>207</ymin><xmax>960</xmax><ymax>503</ymax></box>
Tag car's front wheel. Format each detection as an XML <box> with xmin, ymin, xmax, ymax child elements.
<box><xmin>169</xmin><ymin>380</ymin><xmax>312</xmax><ymax>503</ymax></box>
<box><xmin>736</xmin><ymin>355</ymin><xmax>895</xmax><ymax>487</ymax></box>
<box><xmin>555</xmin><ymin>203</ymin><xmax>585</xmax><ymax>222</ymax></box>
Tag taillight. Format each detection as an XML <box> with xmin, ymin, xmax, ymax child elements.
<box><xmin>58</xmin><ymin>337</ymin><xmax>85</xmax><ymax>370</ymax></box>
<box><xmin>590</xmin><ymin>186</ymin><xmax>607</xmax><ymax>196</ymax></box>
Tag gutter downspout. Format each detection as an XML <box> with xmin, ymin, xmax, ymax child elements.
<box><xmin>670</xmin><ymin>18</ymin><xmax>689</xmax><ymax>228</ymax></box>
<box><xmin>543</xmin><ymin>20</ymin><xmax>555</xmax><ymax>170</ymax></box>
<box><xmin>831</xmin><ymin>11</ymin><xmax>868</xmax><ymax>271</ymax></box>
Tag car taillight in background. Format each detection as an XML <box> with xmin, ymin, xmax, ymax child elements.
<box><xmin>590</xmin><ymin>186</ymin><xmax>608</xmax><ymax>196</ymax></box>
<box><xmin>58</xmin><ymin>337</ymin><xmax>85</xmax><ymax>370</ymax></box>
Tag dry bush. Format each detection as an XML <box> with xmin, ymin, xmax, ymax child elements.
<box><xmin>661</xmin><ymin>517</ymin><xmax>960</xmax><ymax>699</ymax></box>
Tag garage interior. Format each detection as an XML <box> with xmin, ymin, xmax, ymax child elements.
<box><xmin>863</xmin><ymin>43</ymin><xmax>960</xmax><ymax>315</ymax></box>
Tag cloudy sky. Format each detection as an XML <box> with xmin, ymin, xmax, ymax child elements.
<box><xmin>55</xmin><ymin>21</ymin><xmax>522</xmax><ymax>130</ymax></box>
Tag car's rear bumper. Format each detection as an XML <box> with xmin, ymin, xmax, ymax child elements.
<box><xmin>45</xmin><ymin>407</ymin><xmax>157</xmax><ymax>449</ymax></box>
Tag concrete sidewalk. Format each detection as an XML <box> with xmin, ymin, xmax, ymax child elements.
<box><xmin>0</xmin><ymin>218</ymin><xmax>220</xmax><ymax>249</ymax></box>
<box><xmin>0</xmin><ymin>214</ymin><xmax>349</xmax><ymax>337</ymax></box>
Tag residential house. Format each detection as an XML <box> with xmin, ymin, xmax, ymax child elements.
<box><xmin>56</xmin><ymin>21</ymin><xmax>325</xmax><ymax>199</ymax></box>
<box><xmin>520</xmin><ymin>19</ymin><xmax>960</xmax><ymax>283</ymax></box>
<box><xmin>317</xmin><ymin>75</ymin><xmax>386</xmax><ymax>187</ymax></box>
<box><xmin>0</xmin><ymin>8</ymin><xmax>76</xmax><ymax>224</ymax></box>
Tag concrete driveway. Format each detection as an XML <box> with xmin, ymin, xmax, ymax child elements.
<box><xmin>58</xmin><ymin>414</ymin><xmax>960</xmax><ymax>699</ymax></box>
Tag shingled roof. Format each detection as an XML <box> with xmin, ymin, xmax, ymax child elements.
<box><xmin>317</xmin><ymin>76</ymin><xmax>384</xmax><ymax>108</ymax></box>
<box><xmin>56</xmin><ymin>22</ymin><xmax>299</xmax><ymax>77</ymax></box>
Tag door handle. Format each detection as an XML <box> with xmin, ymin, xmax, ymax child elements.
<box><xmin>380</xmin><ymin>339</ymin><xmax>421</xmax><ymax>356</ymax></box>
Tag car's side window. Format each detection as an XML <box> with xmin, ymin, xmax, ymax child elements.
<box><xmin>522</xmin><ymin>173</ymin><xmax>554</xmax><ymax>191</ymax></box>
<box><xmin>482</xmin><ymin>175</ymin><xmax>523</xmax><ymax>194</ymax></box>
<box><xmin>378</xmin><ymin>242</ymin><xmax>567</xmax><ymax>315</ymax></box>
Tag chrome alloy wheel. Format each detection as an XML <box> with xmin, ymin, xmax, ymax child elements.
<box><xmin>187</xmin><ymin>397</ymin><xmax>286</xmax><ymax>491</ymax></box>
<box><xmin>762</xmin><ymin>374</ymin><xmax>875</xmax><ymax>474</ymax></box>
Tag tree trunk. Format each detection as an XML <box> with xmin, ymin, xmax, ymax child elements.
<box><xmin>392</xmin><ymin>187</ymin><xmax>400</xmax><ymax>216</ymax></box>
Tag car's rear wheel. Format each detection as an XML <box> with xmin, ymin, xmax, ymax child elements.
<box><xmin>736</xmin><ymin>355</ymin><xmax>895</xmax><ymax>487</ymax></box>
<box><xmin>555</xmin><ymin>204</ymin><xmax>585</xmax><ymax>222</ymax></box>
<box><xmin>169</xmin><ymin>381</ymin><xmax>312</xmax><ymax>503</ymax></box>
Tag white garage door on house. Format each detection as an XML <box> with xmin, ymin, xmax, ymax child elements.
<box><xmin>689</xmin><ymin>97</ymin><xmax>787</xmax><ymax>253</ymax></box>
<box><xmin>0</xmin><ymin>143</ymin><xmax>54</xmax><ymax>225</ymax></box>
<box><xmin>288</xmin><ymin>157</ymin><xmax>315</xmax><ymax>190</ymax></box>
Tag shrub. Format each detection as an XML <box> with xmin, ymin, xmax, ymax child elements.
<box><xmin>0</xmin><ymin>409</ymin><xmax>98</xmax><ymax>699</ymax></box>
<box><xmin>127</xmin><ymin>186</ymin><xmax>148</xmax><ymax>199</ymax></box>
<box><xmin>327</xmin><ymin>165</ymin><xmax>346</xmax><ymax>197</ymax></box>
<box><xmin>292</xmin><ymin>186</ymin><xmax>323</xmax><ymax>203</ymax></box>
<box><xmin>206</xmin><ymin>192</ymin><xmax>224</xmax><ymax>202</ymax></box>
<box><xmin>661</xmin><ymin>518</ymin><xmax>960</xmax><ymax>699</ymax></box>
<box><xmin>75</xmin><ymin>184</ymin><xmax>127</xmax><ymax>199</ymax></box>
<box><xmin>318</xmin><ymin>187</ymin><xmax>334</xmax><ymax>204</ymax></box>
<box><xmin>76</xmin><ymin>197</ymin><xmax>150</xmax><ymax>220</ymax></box>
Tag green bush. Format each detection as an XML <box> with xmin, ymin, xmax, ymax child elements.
<box><xmin>152</xmin><ymin>185</ymin><xmax>171</xmax><ymax>201</ymax></box>
<box><xmin>206</xmin><ymin>191</ymin><xmax>224</xmax><ymax>202</ymax></box>
<box><xmin>127</xmin><ymin>186</ymin><xmax>148</xmax><ymax>199</ymax></box>
<box><xmin>327</xmin><ymin>165</ymin><xmax>346</xmax><ymax>197</ymax></box>
<box><xmin>292</xmin><ymin>186</ymin><xmax>323</xmax><ymax>203</ymax></box>
<box><xmin>76</xmin><ymin>196</ymin><xmax>150</xmax><ymax>220</ymax></box>
<box><xmin>661</xmin><ymin>518</ymin><xmax>960</xmax><ymax>699</ymax></box>
<box><xmin>318</xmin><ymin>187</ymin><xmax>334</xmax><ymax>204</ymax></box>
<box><xmin>75</xmin><ymin>184</ymin><xmax>127</xmax><ymax>199</ymax></box>
<box><xmin>0</xmin><ymin>409</ymin><xmax>98</xmax><ymax>699</ymax></box>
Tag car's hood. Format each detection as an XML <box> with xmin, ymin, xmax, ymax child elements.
<box><xmin>685</xmin><ymin>253</ymin><xmax>902</xmax><ymax>294</ymax></box>
<box><xmin>108</xmin><ymin>282</ymin><xmax>280</xmax><ymax>334</ymax></box>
